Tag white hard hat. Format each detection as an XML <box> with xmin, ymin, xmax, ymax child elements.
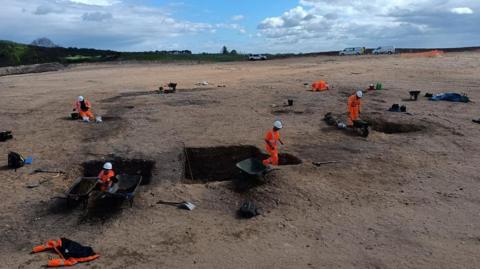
<box><xmin>274</xmin><ymin>120</ymin><xmax>283</xmax><ymax>129</ymax></box>
<box><xmin>370</xmin><ymin>83</ymin><xmax>374</xmax><ymax>87</ymax></box>
<box><xmin>356</xmin><ymin>90</ymin><xmax>363</xmax><ymax>98</ymax></box>
<box><xmin>78</xmin><ymin>96</ymin><xmax>84</xmax><ymax>101</ymax></box>
<box><xmin>103</xmin><ymin>162</ymin><xmax>112</xmax><ymax>170</ymax></box>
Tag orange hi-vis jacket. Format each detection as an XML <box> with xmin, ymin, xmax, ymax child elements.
<box><xmin>347</xmin><ymin>94</ymin><xmax>361</xmax><ymax>125</ymax></box>
<box><xmin>312</xmin><ymin>80</ymin><xmax>329</xmax><ymax>91</ymax></box>
<box><xmin>263</xmin><ymin>129</ymin><xmax>280</xmax><ymax>166</ymax></box>
<box><xmin>74</xmin><ymin>100</ymin><xmax>91</xmax><ymax>112</ymax></box>
<box><xmin>265</xmin><ymin>129</ymin><xmax>280</xmax><ymax>151</ymax></box>
<box><xmin>98</xmin><ymin>169</ymin><xmax>115</xmax><ymax>191</ymax></box>
<box><xmin>32</xmin><ymin>239</ymin><xmax>99</xmax><ymax>267</ymax></box>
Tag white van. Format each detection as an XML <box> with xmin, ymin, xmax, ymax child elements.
<box><xmin>248</xmin><ymin>54</ymin><xmax>267</xmax><ymax>61</ymax></box>
<box><xmin>339</xmin><ymin>47</ymin><xmax>365</xmax><ymax>56</ymax></box>
<box><xmin>373</xmin><ymin>46</ymin><xmax>395</xmax><ymax>55</ymax></box>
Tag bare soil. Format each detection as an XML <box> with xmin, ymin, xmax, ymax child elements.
<box><xmin>1</xmin><ymin>53</ymin><xmax>480</xmax><ymax>269</ymax></box>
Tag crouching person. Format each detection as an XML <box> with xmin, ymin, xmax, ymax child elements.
<box><xmin>74</xmin><ymin>96</ymin><xmax>95</xmax><ymax>122</ymax></box>
<box><xmin>97</xmin><ymin>162</ymin><xmax>116</xmax><ymax>192</ymax></box>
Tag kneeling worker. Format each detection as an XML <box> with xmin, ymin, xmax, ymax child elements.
<box><xmin>74</xmin><ymin>96</ymin><xmax>95</xmax><ymax>122</ymax></box>
<box><xmin>263</xmin><ymin>120</ymin><xmax>284</xmax><ymax>166</ymax></box>
<box><xmin>347</xmin><ymin>90</ymin><xmax>363</xmax><ymax>127</ymax></box>
<box><xmin>97</xmin><ymin>162</ymin><xmax>115</xmax><ymax>192</ymax></box>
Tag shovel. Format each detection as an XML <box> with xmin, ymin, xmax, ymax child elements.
<box><xmin>312</xmin><ymin>161</ymin><xmax>339</xmax><ymax>166</ymax></box>
<box><xmin>31</xmin><ymin>168</ymin><xmax>65</xmax><ymax>175</ymax></box>
<box><xmin>156</xmin><ymin>200</ymin><xmax>196</xmax><ymax>211</ymax></box>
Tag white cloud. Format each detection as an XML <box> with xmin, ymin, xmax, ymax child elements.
<box><xmin>451</xmin><ymin>7</ymin><xmax>473</xmax><ymax>14</ymax></box>
<box><xmin>256</xmin><ymin>0</ymin><xmax>480</xmax><ymax>52</ymax></box>
<box><xmin>0</xmin><ymin>0</ymin><xmax>246</xmax><ymax>52</ymax></box>
<box><xmin>69</xmin><ymin>0</ymin><xmax>119</xmax><ymax>6</ymax></box>
<box><xmin>231</xmin><ymin>14</ymin><xmax>244</xmax><ymax>21</ymax></box>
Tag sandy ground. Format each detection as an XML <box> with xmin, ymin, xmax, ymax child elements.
<box><xmin>1</xmin><ymin>53</ymin><xmax>480</xmax><ymax>269</ymax></box>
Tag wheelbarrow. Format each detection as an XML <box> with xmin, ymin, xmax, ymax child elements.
<box><xmin>236</xmin><ymin>158</ymin><xmax>278</xmax><ymax>178</ymax></box>
<box><xmin>234</xmin><ymin>158</ymin><xmax>276</xmax><ymax>191</ymax></box>
<box><xmin>89</xmin><ymin>174</ymin><xmax>143</xmax><ymax>209</ymax></box>
<box><xmin>61</xmin><ymin>177</ymin><xmax>97</xmax><ymax>208</ymax></box>
<box><xmin>353</xmin><ymin>120</ymin><xmax>370</xmax><ymax>138</ymax></box>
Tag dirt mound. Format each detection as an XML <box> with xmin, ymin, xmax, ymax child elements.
<box><xmin>0</xmin><ymin>62</ymin><xmax>64</xmax><ymax>77</ymax></box>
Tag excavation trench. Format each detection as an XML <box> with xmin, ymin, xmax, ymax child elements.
<box><xmin>367</xmin><ymin>118</ymin><xmax>425</xmax><ymax>134</ymax></box>
<box><xmin>184</xmin><ymin>145</ymin><xmax>301</xmax><ymax>183</ymax></box>
<box><xmin>82</xmin><ymin>157</ymin><xmax>155</xmax><ymax>185</ymax></box>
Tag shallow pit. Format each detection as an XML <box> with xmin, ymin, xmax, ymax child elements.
<box><xmin>368</xmin><ymin>118</ymin><xmax>425</xmax><ymax>134</ymax></box>
<box><xmin>82</xmin><ymin>157</ymin><xmax>155</xmax><ymax>185</ymax></box>
<box><xmin>184</xmin><ymin>145</ymin><xmax>301</xmax><ymax>183</ymax></box>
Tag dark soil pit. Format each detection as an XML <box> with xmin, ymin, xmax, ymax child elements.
<box><xmin>179</xmin><ymin>87</ymin><xmax>217</xmax><ymax>93</ymax></box>
<box><xmin>100</xmin><ymin>116</ymin><xmax>122</xmax><ymax>122</ymax></box>
<box><xmin>184</xmin><ymin>145</ymin><xmax>265</xmax><ymax>183</ymax></box>
<box><xmin>166</xmin><ymin>99</ymin><xmax>219</xmax><ymax>107</ymax></box>
<box><xmin>367</xmin><ymin>118</ymin><xmax>425</xmax><ymax>134</ymax></box>
<box><xmin>271</xmin><ymin>108</ymin><xmax>311</xmax><ymax>115</ymax></box>
<box><xmin>184</xmin><ymin>145</ymin><xmax>302</xmax><ymax>184</ymax></box>
<box><xmin>278</xmin><ymin>153</ymin><xmax>302</xmax><ymax>165</ymax></box>
<box><xmin>82</xmin><ymin>157</ymin><xmax>155</xmax><ymax>185</ymax></box>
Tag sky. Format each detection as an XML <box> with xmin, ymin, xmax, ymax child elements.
<box><xmin>0</xmin><ymin>0</ymin><xmax>479</xmax><ymax>53</ymax></box>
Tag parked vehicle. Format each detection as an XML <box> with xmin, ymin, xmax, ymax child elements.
<box><xmin>373</xmin><ymin>46</ymin><xmax>395</xmax><ymax>55</ymax></box>
<box><xmin>339</xmin><ymin>47</ymin><xmax>365</xmax><ymax>56</ymax></box>
<box><xmin>248</xmin><ymin>54</ymin><xmax>267</xmax><ymax>61</ymax></box>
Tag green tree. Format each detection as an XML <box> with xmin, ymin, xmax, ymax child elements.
<box><xmin>221</xmin><ymin>46</ymin><xmax>229</xmax><ymax>55</ymax></box>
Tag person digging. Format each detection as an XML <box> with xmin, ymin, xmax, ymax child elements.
<box><xmin>347</xmin><ymin>90</ymin><xmax>363</xmax><ymax>127</ymax></box>
<box><xmin>73</xmin><ymin>96</ymin><xmax>95</xmax><ymax>122</ymax></box>
<box><xmin>96</xmin><ymin>162</ymin><xmax>116</xmax><ymax>193</ymax></box>
<box><xmin>263</xmin><ymin>120</ymin><xmax>284</xmax><ymax>166</ymax></box>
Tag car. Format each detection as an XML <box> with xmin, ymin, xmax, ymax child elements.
<box><xmin>248</xmin><ymin>54</ymin><xmax>267</xmax><ymax>61</ymax></box>
<box><xmin>373</xmin><ymin>46</ymin><xmax>395</xmax><ymax>55</ymax></box>
<box><xmin>339</xmin><ymin>47</ymin><xmax>365</xmax><ymax>56</ymax></box>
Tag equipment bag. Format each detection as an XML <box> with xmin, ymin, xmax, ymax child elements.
<box><xmin>71</xmin><ymin>112</ymin><xmax>80</xmax><ymax>120</ymax></box>
<box><xmin>8</xmin><ymin>151</ymin><xmax>25</xmax><ymax>169</ymax></box>
<box><xmin>0</xmin><ymin>131</ymin><xmax>13</xmax><ymax>142</ymax></box>
<box><xmin>238</xmin><ymin>200</ymin><xmax>259</xmax><ymax>219</ymax></box>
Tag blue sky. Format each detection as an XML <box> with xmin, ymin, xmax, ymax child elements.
<box><xmin>0</xmin><ymin>0</ymin><xmax>479</xmax><ymax>53</ymax></box>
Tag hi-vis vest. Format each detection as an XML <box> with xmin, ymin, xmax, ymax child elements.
<box><xmin>32</xmin><ymin>238</ymin><xmax>99</xmax><ymax>267</ymax></box>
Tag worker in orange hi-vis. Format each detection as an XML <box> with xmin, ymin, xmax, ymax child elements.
<box><xmin>312</xmin><ymin>80</ymin><xmax>329</xmax><ymax>91</ymax></box>
<box><xmin>97</xmin><ymin>162</ymin><xmax>115</xmax><ymax>192</ymax></box>
<box><xmin>347</xmin><ymin>90</ymin><xmax>363</xmax><ymax>127</ymax></box>
<box><xmin>73</xmin><ymin>96</ymin><xmax>95</xmax><ymax>122</ymax></box>
<box><xmin>263</xmin><ymin>120</ymin><xmax>284</xmax><ymax>166</ymax></box>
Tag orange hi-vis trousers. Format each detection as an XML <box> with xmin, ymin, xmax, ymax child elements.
<box><xmin>347</xmin><ymin>94</ymin><xmax>361</xmax><ymax>126</ymax></box>
<box><xmin>263</xmin><ymin>146</ymin><xmax>279</xmax><ymax>166</ymax></box>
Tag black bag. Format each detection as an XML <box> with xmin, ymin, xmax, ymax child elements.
<box><xmin>400</xmin><ymin>105</ymin><xmax>407</xmax><ymax>112</ymax></box>
<box><xmin>59</xmin><ymin>238</ymin><xmax>96</xmax><ymax>259</ymax></box>
<box><xmin>388</xmin><ymin>104</ymin><xmax>400</xmax><ymax>112</ymax></box>
<box><xmin>238</xmin><ymin>200</ymin><xmax>259</xmax><ymax>219</ymax></box>
<box><xmin>8</xmin><ymin>151</ymin><xmax>25</xmax><ymax>169</ymax></box>
<box><xmin>0</xmin><ymin>131</ymin><xmax>13</xmax><ymax>142</ymax></box>
<box><xmin>71</xmin><ymin>112</ymin><xmax>80</xmax><ymax>120</ymax></box>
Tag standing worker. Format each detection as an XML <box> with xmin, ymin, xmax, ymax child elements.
<box><xmin>73</xmin><ymin>96</ymin><xmax>95</xmax><ymax>122</ymax></box>
<box><xmin>97</xmin><ymin>162</ymin><xmax>116</xmax><ymax>192</ymax></box>
<box><xmin>263</xmin><ymin>120</ymin><xmax>284</xmax><ymax>166</ymax></box>
<box><xmin>347</xmin><ymin>90</ymin><xmax>363</xmax><ymax>127</ymax></box>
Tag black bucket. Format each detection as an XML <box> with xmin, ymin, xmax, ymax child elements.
<box><xmin>287</xmin><ymin>99</ymin><xmax>293</xmax><ymax>106</ymax></box>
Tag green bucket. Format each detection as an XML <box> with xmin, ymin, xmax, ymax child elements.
<box><xmin>375</xmin><ymin>83</ymin><xmax>383</xmax><ymax>90</ymax></box>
